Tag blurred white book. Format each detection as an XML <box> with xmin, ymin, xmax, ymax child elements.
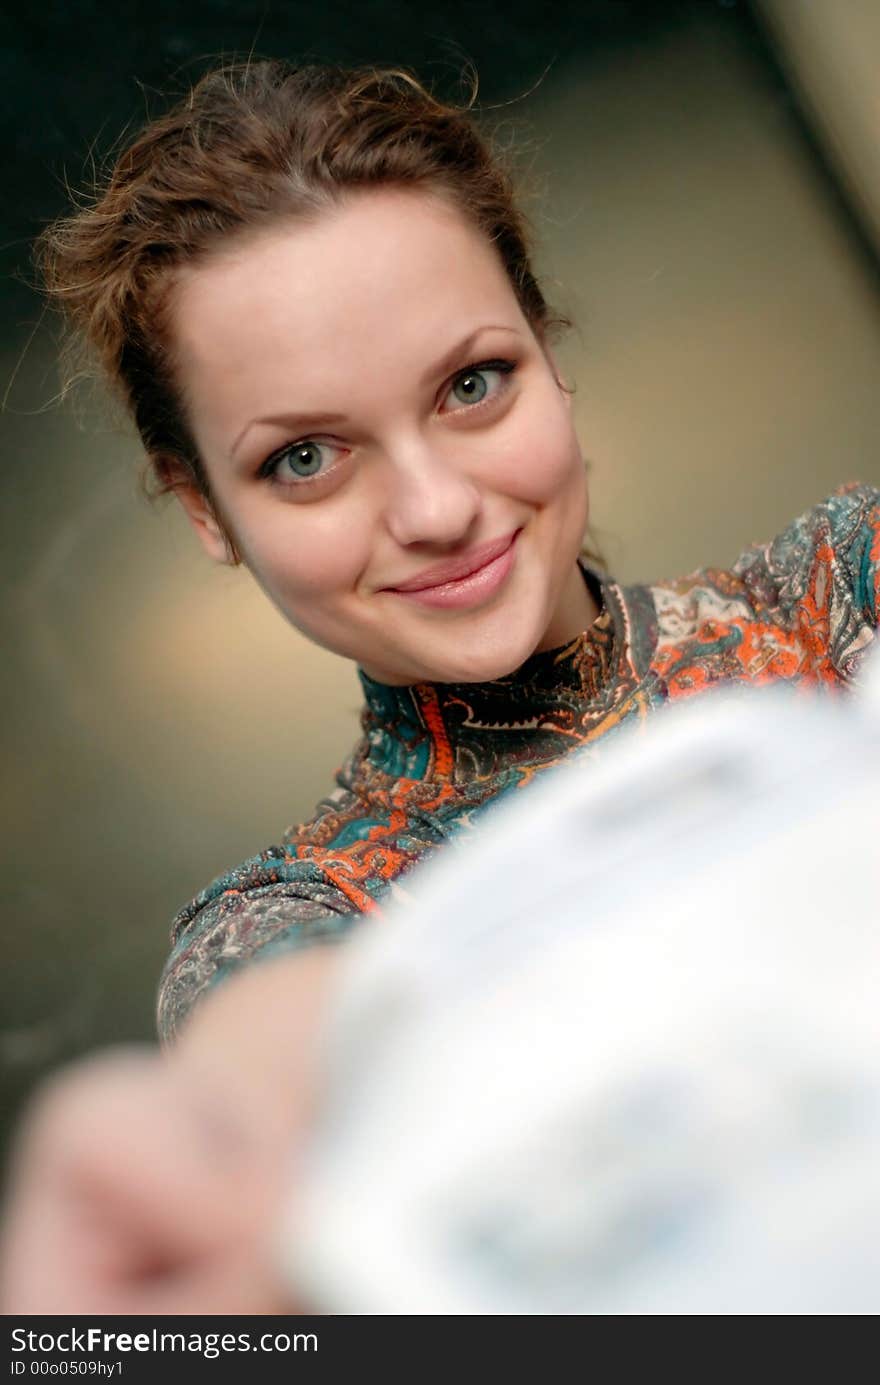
<box><xmin>280</xmin><ymin>643</ymin><xmax>880</xmax><ymax>1314</ymax></box>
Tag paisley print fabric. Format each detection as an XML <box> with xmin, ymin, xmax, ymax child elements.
<box><xmin>157</xmin><ymin>484</ymin><xmax>880</xmax><ymax>1040</ymax></box>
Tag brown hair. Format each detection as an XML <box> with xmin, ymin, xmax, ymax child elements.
<box><xmin>35</xmin><ymin>58</ymin><xmax>572</xmax><ymax>561</ymax></box>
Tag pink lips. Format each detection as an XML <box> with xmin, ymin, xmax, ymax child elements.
<box><xmin>385</xmin><ymin>530</ymin><xmax>520</xmax><ymax>610</ymax></box>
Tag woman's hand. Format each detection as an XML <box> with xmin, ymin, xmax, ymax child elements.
<box><xmin>0</xmin><ymin>948</ymin><xmax>343</xmax><ymax>1315</ymax></box>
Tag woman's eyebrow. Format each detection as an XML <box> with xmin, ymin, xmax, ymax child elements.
<box><xmin>229</xmin><ymin>325</ymin><xmax>522</xmax><ymax>459</ymax></box>
<box><xmin>231</xmin><ymin>410</ymin><xmax>347</xmax><ymax>458</ymax></box>
<box><xmin>419</xmin><ymin>324</ymin><xmax>522</xmax><ymax>387</ymax></box>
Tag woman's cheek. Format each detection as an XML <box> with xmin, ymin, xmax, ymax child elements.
<box><xmin>500</xmin><ymin>410</ymin><xmax>583</xmax><ymax>507</ymax></box>
<box><xmin>251</xmin><ymin>506</ymin><xmax>372</xmax><ymax>601</ymax></box>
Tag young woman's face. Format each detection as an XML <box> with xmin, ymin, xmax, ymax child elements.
<box><xmin>169</xmin><ymin>187</ymin><xmax>596</xmax><ymax>685</ymax></box>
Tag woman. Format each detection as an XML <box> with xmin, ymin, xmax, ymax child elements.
<box><xmin>2</xmin><ymin>57</ymin><xmax>878</xmax><ymax>1314</ymax></box>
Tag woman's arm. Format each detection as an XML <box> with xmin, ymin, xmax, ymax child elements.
<box><xmin>0</xmin><ymin>946</ymin><xmax>344</xmax><ymax>1316</ymax></box>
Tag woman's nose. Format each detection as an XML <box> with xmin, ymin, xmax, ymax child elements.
<box><xmin>383</xmin><ymin>440</ymin><xmax>483</xmax><ymax>549</ymax></box>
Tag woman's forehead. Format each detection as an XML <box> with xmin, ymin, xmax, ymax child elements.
<box><xmin>174</xmin><ymin>187</ymin><xmax>516</xmax><ymax>328</ymax></box>
<box><xmin>169</xmin><ymin>188</ymin><xmax>527</xmax><ymax>433</ymax></box>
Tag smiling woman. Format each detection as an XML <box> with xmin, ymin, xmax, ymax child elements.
<box><xmin>4</xmin><ymin>55</ymin><xmax>879</xmax><ymax>1315</ymax></box>
<box><xmin>168</xmin><ymin>188</ymin><xmax>595</xmax><ymax>686</ymax></box>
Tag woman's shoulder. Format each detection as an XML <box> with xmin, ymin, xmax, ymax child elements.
<box><xmin>722</xmin><ymin>482</ymin><xmax>880</xmax><ymax>647</ymax></box>
<box><xmin>634</xmin><ymin>483</ymin><xmax>880</xmax><ymax>695</ymax></box>
<box><xmin>158</xmin><ymin>741</ymin><xmax>456</xmax><ymax>1041</ymax></box>
<box><xmin>730</xmin><ymin>482</ymin><xmax>880</xmax><ymax>595</ymax></box>
<box><xmin>643</xmin><ymin>482</ymin><xmax>880</xmax><ymax>612</ymax></box>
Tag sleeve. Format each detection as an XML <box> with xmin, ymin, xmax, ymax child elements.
<box><xmin>156</xmin><ymin>756</ymin><xmax>377</xmax><ymax>1044</ymax></box>
<box><xmin>731</xmin><ymin>482</ymin><xmax>880</xmax><ymax>681</ymax></box>
<box><xmin>157</xmin><ymin>867</ymin><xmax>363</xmax><ymax>1044</ymax></box>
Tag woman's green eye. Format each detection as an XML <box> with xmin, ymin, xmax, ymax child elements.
<box><xmin>264</xmin><ymin>438</ymin><xmax>343</xmax><ymax>486</ymax></box>
<box><xmin>445</xmin><ymin>360</ymin><xmax>515</xmax><ymax>413</ymax></box>
<box><xmin>285</xmin><ymin>442</ymin><xmax>324</xmax><ymax>477</ymax></box>
<box><xmin>452</xmin><ymin>371</ymin><xmax>489</xmax><ymax>405</ymax></box>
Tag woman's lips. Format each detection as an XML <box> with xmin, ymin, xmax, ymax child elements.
<box><xmin>386</xmin><ymin>530</ymin><xmax>520</xmax><ymax>610</ymax></box>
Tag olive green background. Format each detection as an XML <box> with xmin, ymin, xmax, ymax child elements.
<box><xmin>3</xmin><ymin>0</ymin><xmax>880</xmax><ymax>1154</ymax></box>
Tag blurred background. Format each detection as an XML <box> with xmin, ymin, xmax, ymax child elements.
<box><xmin>2</xmin><ymin>0</ymin><xmax>880</xmax><ymax>1152</ymax></box>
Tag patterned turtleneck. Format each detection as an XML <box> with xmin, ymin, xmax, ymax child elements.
<box><xmin>157</xmin><ymin>483</ymin><xmax>880</xmax><ymax>1040</ymax></box>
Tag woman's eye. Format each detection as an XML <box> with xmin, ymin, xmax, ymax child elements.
<box><xmin>262</xmin><ymin>439</ymin><xmax>344</xmax><ymax>486</ymax></box>
<box><xmin>442</xmin><ymin>360</ymin><xmax>515</xmax><ymax>414</ymax></box>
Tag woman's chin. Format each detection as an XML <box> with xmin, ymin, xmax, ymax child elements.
<box><xmin>414</xmin><ymin>631</ymin><xmax>544</xmax><ymax>686</ymax></box>
<box><xmin>359</xmin><ymin>638</ymin><xmax>537</xmax><ymax>687</ymax></box>
<box><xmin>354</xmin><ymin>592</ymin><xmax>554</xmax><ymax>685</ymax></box>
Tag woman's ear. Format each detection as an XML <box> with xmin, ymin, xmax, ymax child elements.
<box><xmin>154</xmin><ymin>455</ymin><xmax>234</xmax><ymax>564</ymax></box>
<box><xmin>174</xmin><ymin>485</ymin><xmax>233</xmax><ymax>564</ymax></box>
